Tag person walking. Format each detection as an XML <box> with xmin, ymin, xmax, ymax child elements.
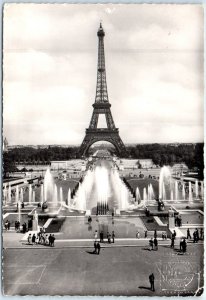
<box><xmin>149</xmin><ymin>273</ymin><xmax>155</xmax><ymax>291</ymax></box>
<box><xmin>96</xmin><ymin>242</ymin><xmax>101</xmax><ymax>255</ymax></box>
<box><xmin>94</xmin><ymin>241</ymin><xmax>97</xmax><ymax>254</ymax></box>
<box><xmin>51</xmin><ymin>234</ymin><xmax>55</xmax><ymax>247</ymax></box>
<box><xmin>154</xmin><ymin>230</ymin><xmax>157</xmax><ymax>239</ymax></box>
<box><xmin>187</xmin><ymin>228</ymin><xmax>191</xmax><ymax>239</ymax></box>
<box><xmin>27</xmin><ymin>233</ymin><xmax>32</xmax><ymax>245</ymax></box>
<box><xmin>94</xmin><ymin>230</ymin><xmax>98</xmax><ymax>241</ymax></box>
<box><xmin>144</xmin><ymin>230</ymin><xmax>148</xmax><ymax>238</ymax></box>
<box><xmin>7</xmin><ymin>221</ymin><xmax>11</xmax><ymax>231</ymax></box>
<box><xmin>154</xmin><ymin>238</ymin><xmax>158</xmax><ymax>251</ymax></box>
<box><xmin>100</xmin><ymin>231</ymin><xmax>104</xmax><ymax>243</ymax></box>
<box><xmin>108</xmin><ymin>233</ymin><xmax>111</xmax><ymax>244</ymax></box>
<box><xmin>149</xmin><ymin>238</ymin><xmax>154</xmax><ymax>251</ymax></box>
<box><xmin>171</xmin><ymin>236</ymin><xmax>175</xmax><ymax>248</ymax></box>
<box><xmin>136</xmin><ymin>231</ymin><xmax>140</xmax><ymax>239</ymax></box>
<box><xmin>32</xmin><ymin>233</ymin><xmax>36</xmax><ymax>245</ymax></box>
<box><xmin>49</xmin><ymin>234</ymin><xmax>52</xmax><ymax>246</ymax></box>
<box><xmin>182</xmin><ymin>238</ymin><xmax>187</xmax><ymax>254</ymax></box>
<box><xmin>112</xmin><ymin>231</ymin><xmax>115</xmax><ymax>243</ymax></box>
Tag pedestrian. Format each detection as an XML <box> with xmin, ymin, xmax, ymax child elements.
<box><xmin>49</xmin><ymin>234</ymin><xmax>52</xmax><ymax>246</ymax></box>
<box><xmin>200</xmin><ymin>228</ymin><xmax>204</xmax><ymax>240</ymax></box>
<box><xmin>193</xmin><ymin>231</ymin><xmax>197</xmax><ymax>243</ymax></box>
<box><xmin>94</xmin><ymin>241</ymin><xmax>97</xmax><ymax>254</ymax></box>
<box><xmin>180</xmin><ymin>238</ymin><xmax>184</xmax><ymax>252</ymax></box>
<box><xmin>154</xmin><ymin>230</ymin><xmax>157</xmax><ymax>239</ymax></box>
<box><xmin>182</xmin><ymin>238</ymin><xmax>187</xmax><ymax>254</ymax></box>
<box><xmin>149</xmin><ymin>273</ymin><xmax>155</xmax><ymax>291</ymax></box>
<box><xmin>108</xmin><ymin>233</ymin><xmax>111</xmax><ymax>243</ymax></box>
<box><xmin>96</xmin><ymin>242</ymin><xmax>101</xmax><ymax>255</ymax></box>
<box><xmin>45</xmin><ymin>234</ymin><xmax>49</xmax><ymax>246</ymax></box>
<box><xmin>187</xmin><ymin>228</ymin><xmax>191</xmax><ymax>239</ymax></box>
<box><xmin>195</xmin><ymin>229</ymin><xmax>199</xmax><ymax>242</ymax></box>
<box><xmin>149</xmin><ymin>238</ymin><xmax>154</xmax><ymax>251</ymax></box>
<box><xmin>171</xmin><ymin>236</ymin><xmax>175</xmax><ymax>248</ymax></box>
<box><xmin>136</xmin><ymin>231</ymin><xmax>140</xmax><ymax>239</ymax></box>
<box><xmin>51</xmin><ymin>234</ymin><xmax>55</xmax><ymax>247</ymax></box>
<box><xmin>4</xmin><ymin>220</ymin><xmax>8</xmax><ymax>231</ymax></box>
<box><xmin>7</xmin><ymin>221</ymin><xmax>11</xmax><ymax>231</ymax></box>
<box><xmin>27</xmin><ymin>233</ymin><xmax>32</xmax><ymax>244</ymax></box>
<box><xmin>15</xmin><ymin>221</ymin><xmax>18</xmax><ymax>232</ymax></box>
<box><xmin>154</xmin><ymin>238</ymin><xmax>158</xmax><ymax>250</ymax></box>
<box><xmin>32</xmin><ymin>233</ymin><xmax>36</xmax><ymax>245</ymax></box>
<box><xmin>100</xmin><ymin>231</ymin><xmax>104</xmax><ymax>243</ymax></box>
<box><xmin>112</xmin><ymin>231</ymin><xmax>115</xmax><ymax>243</ymax></box>
<box><xmin>173</xmin><ymin>230</ymin><xmax>176</xmax><ymax>239</ymax></box>
<box><xmin>94</xmin><ymin>230</ymin><xmax>98</xmax><ymax>241</ymax></box>
<box><xmin>145</xmin><ymin>230</ymin><xmax>148</xmax><ymax>238</ymax></box>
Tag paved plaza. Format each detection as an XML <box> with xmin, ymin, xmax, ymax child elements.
<box><xmin>3</xmin><ymin>242</ymin><xmax>203</xmax><ymax>296</ymax></box>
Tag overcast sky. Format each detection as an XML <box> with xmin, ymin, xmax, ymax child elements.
<box><xmin>3</xmin><ymin>4</ymin><xmax>204</xmax><ymax>145</ymax></box>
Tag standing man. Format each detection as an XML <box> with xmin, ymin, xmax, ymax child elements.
<box><xmin>187</xmin><ymin>228</ymin><xmax>191</xmax><ymax>239</ymax></box>
<box><xmin>145</xmin><ymin>230</ymin><xmax>148</xmax><ymax>238</ymax></box>
<box><xmin>100</xmin><ymin>231</ymin><xmax>104</xmax><ymax>243</ymax></box>
<box><xmin>154</xmin><ymin>238</ymin><xmax>158</xmax><ymax>251</ymax></box>
<box><xmin>112</xmin><ymin>231</ymin><xmax>115</xmax><ymax>243</ymax></box>
<box><xmin>171</xmin><ymin>236</ymin><xmax>175</xmax><ymax>248</ymax></box>
<box><xmin>149</xmin><ymin>273</ymin><xmax>155</xmax><ymax>291</ymax></box>
<box><xmin>94</xmin><ymin>241</ymin><xmax>97</xmax><ymax>254</ymax></box>
<box><xmin>96</xmin><ymin>242</ymin><xmax>101</xmax><ymax>255</ymax></box>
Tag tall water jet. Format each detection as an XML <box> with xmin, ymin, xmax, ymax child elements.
<box><xmin>182</xmin><ymin>183</ymin><xmax>185</xmax><ymax>200</ymax></box>
<box><xmin>8</xmin><ymin>184</ymin><xmax>11</xmax><ymax>203</ymax></box>
<box><xmin>188</xmin><ymin>182</ymin><xmax>193</xmax><ymax>202</ymax></box>
<box><xmin>159</xmin><ymin>166</ymin><xmax>172</xmax><ymax>200</ymax></box>
<box><xmin>170</xmin><ymin>190</ymin><xmax>174</xmax><ymax>201</ymax></box>
<box><xmin>18</xmin><ymin>201</ymin><xmax>21</xmax><ymax>223</ymax></box>
<box><xmin>44</xmin><ymin>168</ymin><xmax>54</xmax><ymax>202</ymax></box>
<box><xmin>15</xmin><ymin>186</ymin><xmax>19</xmax><ymax>204</ymax></box>
<box><xmin>32</xmin><ymin>190</ymin><xmax>35</xmax><ymax>202</ymax></box>
<box><xmin>40</xmin><ymin>184</ymin><xmax>44</xmax><ymax>206</ymax></box>
<box><xmin>20</xmin><ymin>188</ymin><xmax>24</xmax><ymax>202</ymax></box>
<box><xmin>60</xmin><ymin>187</ymin><xmax>63</xmax><ymax>206</ymax></box>
<box><xmin>29</xmin><ymin>184</ymin><xmax>32</xmax><ymax>203</ymax></box>
<box><xmin>95</xmin><ymin>166</ymin><xmax>109</xmax><ymax>212</ymax></box>
<box><xmin>135</xmin><ymin>187</ymin><xmax>141</xmax><ymax>204</ymax></box>
<box><xmin>201</xmin><ymin>181</ymin><xmax>204</xmax><ymax>199</ymax></box>
<box><xmin>53</xmin><ymin>184</ymin><xmax>58</xmax><ymax>206</ymax></box>
<box><xmin>195</xmin><ymin>180</ymin><xmax>198</xmax><ymax>199</ymax></box>
<box><xmin>175</xmin><ymin>181</ymin><xmax>179</xmax><ymax>201</ymax></box>
<box><xmin>143</xmin><ymin>188</ymin><xmax>147</xmax><ymax>206</ymax></box>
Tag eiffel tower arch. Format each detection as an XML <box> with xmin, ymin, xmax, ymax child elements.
<box><xmin>79</xmin><ymin>23</ymin><xmax>127</xmax><ymax>157</ymax></box>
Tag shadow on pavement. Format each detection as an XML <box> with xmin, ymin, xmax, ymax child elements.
<box><xmin>139</xmin><ymin>286</ymin><xmax>152</xmax><ymax>291</ymax></box>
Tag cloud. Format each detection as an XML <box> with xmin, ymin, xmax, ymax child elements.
<box><xmin>3</xmin><ymin>3</ymin><xmax>204</xmax><ymax>145</ymax></box>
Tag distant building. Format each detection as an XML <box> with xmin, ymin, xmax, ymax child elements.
<box><xmin>138</xmin><ymin>159</ymin><xmax>154</xmax><ymax>169</ymax></box>
<box><xmin>172</xmin><ymin>163</ymin><xmax>189</xmax><ymax>174</ymax></box>
<box><xmin>50</xmin><ymin>160</ymin><xmax>85</xmax><ymax>171</ymax></box>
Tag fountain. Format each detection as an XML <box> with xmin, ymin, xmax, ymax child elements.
<box><xmin>32</xmin><ymin>210</ymin><xmax>38</xmax><ymax>231</ymax></box>
<box><xmin>135</xmin><ymin>187</ymin><xmax>141</xmax><ymax>204</ymax></box>
<box><xmin>175</xmin><ymin>181</ymin><xmax>179</xmax><ymax>202</ymax></box>
<box><xmin>195</xmin><ymin>180</ymin><xmax>198</xmax><ymax>199</ymax></box>
<box><xmin>29</xmin><ymin>184</ymin><xmax>32</xmax><ymax>204</ymax></box>
<box><xmin>60</xmin><ymin>187</ymin><xmax>63</xmax><ymax>206</ymax></box>
<box><xmin>15</xmin><ymin>186</ymin><xmax>19</xmax><ymax>203</ymax></box>
<box><xmin>40</xmin><ymin>184</ymin><xmax>44</xmax><ymax>206</ymax></box>
<box><xmin>18</xmin><ymin>200</ymin><xmax>21</xmax><ymax>223</ymax></box>
<box><xmin>95</xmin><ymin>166</ymin><xmax>109</xmax><ymax>214</ymax></box>
<box><xmin>20</xmin><ymin>188</ymin><xmax>24</xmax><ymax>203</ymax></box>
<box><xmin>143</xmin><ymin>187</ymin><xmax>147</xmax><ymax>207</ymax></box>
<box><xmin>159</xmin><ymin>166</ymin><xmax>172</xmax><ymax>200</ymax></box>
<box><xmin>182</xmin><ymin>183</ymin><xmax>185</xmax><ymax>200</ymax></box>
<box><xmin>8</xmin><ymin>184</ymin><xmax>11</xmax><ymax>203</ymax></box>
<box><xmin>188</xmin><ymin>181</ymin><xmax>193</xmax><ymax>203</ymax></box>
<box><xmin>44</xmin><ymin>168</ymin><xmax>54</xmax><ymax>202</ymax></box>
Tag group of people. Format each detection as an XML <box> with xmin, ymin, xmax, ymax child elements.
<box><xmin>93</xmin><ymin>241</ymin><xmax>101</xmax><ymax>254</ymax></box>
<box><xmin>149</xmin><ymin>237</ymin><xmax>158</xmax><ymax>251</ymax></box>
<box><xmin>96</xmin><ymin>230</ymin><xmax>115</xmax><ymax>243</ymax></box>
<box><xmin>27</xmin><ymin>229</ymin><xmax>55</xmax><ymax>247</ymax></box>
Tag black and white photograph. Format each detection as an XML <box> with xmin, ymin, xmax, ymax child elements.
<box><xmin>2</xmin><ymin>3</ymin><xmax>204</xmax><ymax>296</ymax></box>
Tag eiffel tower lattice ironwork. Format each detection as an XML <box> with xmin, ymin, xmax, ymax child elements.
<box><xmin>79</xmin><ymin>23</ymin><xmax>127</xmax><ymax>156</ymax></box>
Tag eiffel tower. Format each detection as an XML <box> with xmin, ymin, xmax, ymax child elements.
<box><xmin>79</xmin><ymin>23</ymin><xmax>127</xmax><ymax>157</ymax></box>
